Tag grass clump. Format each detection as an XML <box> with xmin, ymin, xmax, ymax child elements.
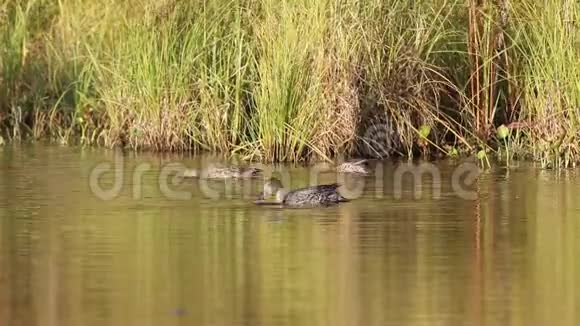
<box><xmin>247</xmin><ymin>0</ymin><xmax>329</xmax><ymax>162</ymax></box>
<box><xmin>509</xmin><ymin>0</ymin><xmax>580</xmax><ymax>168</ymax></box>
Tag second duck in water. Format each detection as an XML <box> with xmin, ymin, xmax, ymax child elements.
<box><xmin>182</xmin><ymin>166</ymin><xmax>262</xmax><ymax>179</ymax></box>
<box><xmin>256</xmin><ymin>178</ymin><xmax>349</xmax><ymax>207</ymax></box>
<box><xmin>336</xmin><ymin>159</ymin><xmax>370</xmax><ymax>175</ymax></box>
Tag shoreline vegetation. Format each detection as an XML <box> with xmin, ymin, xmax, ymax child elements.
<box><xmin>0</xmin><ymin>0</ymin><xmax>578</xmax><ymax>166</ymax></box>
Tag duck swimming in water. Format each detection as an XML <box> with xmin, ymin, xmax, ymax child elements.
<box><xmin>256</xmin><ymin>178</ymin><xmax>349</xmax><ymax>207</ymax></box>
<box><xmin>182</xmin><ymin>166</ymin><xmax>262</xmax><ymax>179</ymax></box>
<box><xmin>336</xmin><ymin>159</ymin><xmax>370</xmax><ymax>175</ymax></box>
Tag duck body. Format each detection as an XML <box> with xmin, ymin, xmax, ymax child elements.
<box><xmin>257</xmin><ymin>178</ymin><xmax>349</xmax><ymax>208</ymax></box>
<box><xmin>183</xmin><ymin>166</ymin><xmax>262</xmax><ymax>179</ymax></box>
<box><xmin>336</xmin><ymin>159</ymin><xmax>370</xmax><ymax>175</ymax></box>
<box><xmin>282</xmin><ymin>184</ymin><xmax>349</xmax><ymax>207</ymax></box>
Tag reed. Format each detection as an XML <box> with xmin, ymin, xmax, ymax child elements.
<box><xmin>509</xmin><ymin>0</ymin><xmax>580</xmax><ymax>168</ymax></box>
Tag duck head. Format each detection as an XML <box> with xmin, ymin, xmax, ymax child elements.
<box><xmin>182</xmin><ymin>168</ymin><xmax>199</xmax><ymax>178</ymax></box>
<box><xmin>258</xmin><ymin>178</ymin><xmax>287</xmax><ymax>203</ymax></box>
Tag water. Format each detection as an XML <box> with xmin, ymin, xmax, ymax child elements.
<box><xmin>0</xmin><ymin>145</ymin><xmax>579</xmax><ymax>326</ymax></box>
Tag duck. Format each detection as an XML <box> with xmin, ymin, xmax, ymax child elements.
<box><xmin>182</xmin><ymin>166</ymin><xmax>262</xmax><ymax>179</ymax></box>
<box><xmin>256</xmin><ymin>178</ymin><xmax>349</xmax><ymax>207</ymax></box>
<box><xmin>336</xmin><ymin>159</ymin><xmax>370</xmax><ymax>175</ymax></box>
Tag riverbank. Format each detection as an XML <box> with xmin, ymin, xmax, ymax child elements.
<box><xmin>0</xmin><ymin>0</ymin><xmax>578</xmax><ymax>166</ymax></box>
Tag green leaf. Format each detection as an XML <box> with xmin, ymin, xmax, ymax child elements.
<box><xmin>477</xmin><ymin>150</ymin><xmax>486</xmax><ymax>160</ymax></box>
<box><xmin>496</xmin><ymin>124</ymin><xmax>510</xmax><ymax>140</ymax></box>
<box><xmin>448</xmin><ymin>147</ymin><xmax>459</xmax><ymax>157</ymax></box>
<box><xmin>418</xmin><ymin>125</ymin><xmax>431</xmax><ymax>139</ymax></box>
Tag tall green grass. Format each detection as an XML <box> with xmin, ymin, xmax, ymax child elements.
<box><xmin>248</xmin><ymin>0</ymin><xmax>327</xmax><ymax>161</ymax></box>
<box><xmin>509</xmin><ymin>0</ymin><xmax>580</xmax><ymax>168</ymax></box>
<box><xmin>0</xmin><ymin>0</ymin><xmax>578</xmax><ymax>165</ymax></box>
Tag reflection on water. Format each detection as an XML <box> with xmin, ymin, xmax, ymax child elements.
<box><xmin>0</xmin><ymin>145</ymin><xmax>579</xmax><ymax>326</ymax></box>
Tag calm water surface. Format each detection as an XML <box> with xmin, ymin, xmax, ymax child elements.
<box><xmin>0</xmin><ymin>145</ymin><xmax>579</xmax><ymax>326</ymax></box>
